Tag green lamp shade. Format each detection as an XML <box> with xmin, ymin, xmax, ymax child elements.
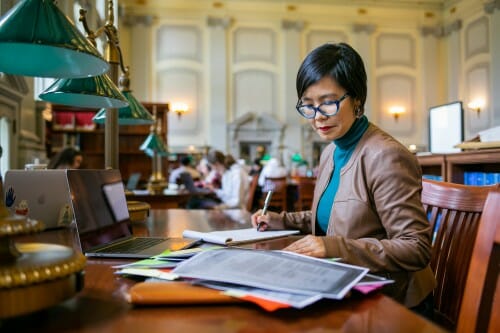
<box><xmin>93</xmin><ymin>91</ymin><xmax>155</xmax><ymax>125</ymax></box>
<box><xmin>140</xmin><ymin>133</ymin><xmax>168</xmax><ymax>157</ymax></box>
<box><xmin>39</xmin><ymin>75</ymin><xmax>128</xmax><ymax>109</ymax></box>
<box><xmin>0</xmin><ymin>0</ymin><xmax>109</xmax><ymax>78</ymax></box>
<box><xmin>291</xmin><ymin>153</ymin><xmax>303</xmax><ymax>163</ymax></box>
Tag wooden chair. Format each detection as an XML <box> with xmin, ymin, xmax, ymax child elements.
<box><xmin>245</xmin><ymin>174</ymin><xmax>260</xmax><ymax>213</ymax></box>
<box><xmin>457</xmin><ymin>189</ymin><xmax>500</xmax><ymax>333</ymax></box>
<box><xmin>259</xmin><ymin>177</ymin><xmax>288</xmax><ymax>212</ymax></box>
<box><xmin>421</xmin><ymin>179</ymin><xmax>498</xmax><ymax>330</ymax></box>
<box><xmin>294</xmin><ymin>176</ymin><xmax>316</xmax><ymax>211</ymax></box>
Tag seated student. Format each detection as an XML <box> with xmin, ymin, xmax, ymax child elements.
<box><xmin>251</xmin><ymin>42</ymin><xmax>435</xmax><ymax>319</ymax></box>
<box><xmin>47</xmin><ymin>146</ymin><xmax>83</xmax><ymax>169</ymax></box>
<box><xmin>190</xmin><ymin>150</ymin><xmax>248</xmax><ymax>209</ymax></box>
<box><xmin>258</xmin><ymin>157</ymin><xmax>288</xmax><ymax>187</ymax></box>
<box><xmin>169</xmin><ymin>156</ymin><xmax>201</xmax><ymax>185</ymax></box>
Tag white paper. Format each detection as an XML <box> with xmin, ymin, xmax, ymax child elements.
<box><xmin>182</xmin><ymin>228</ymin><xmax>300</xmax><ymax>245</ymax></box>
<box><xmin>196</xmin><ymin>280</ymin><xmax>322</xmax><ymax>309</ymax></box>
<box><xmin>172</xmin><ymin>248</ymin><xmax>368</xmax><ymax>299</ymax></box>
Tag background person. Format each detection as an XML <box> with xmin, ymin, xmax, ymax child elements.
<box><xmin>47</xmin><ymin>147</ymin><xmax>83</xmax><ymax>169</ymax></box>
<box><xmin>251</xmin><ymin>42</ymin><xmax>435</xmax><ymax>319</ymax></box>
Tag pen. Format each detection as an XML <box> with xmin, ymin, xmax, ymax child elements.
<box><xmin>257</xmin><ymin>190</ymin><xmax>273</xmax><ymax>231</ymax></box>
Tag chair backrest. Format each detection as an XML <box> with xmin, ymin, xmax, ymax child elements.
<box><xmin>457</xmin><ymin>189</ymin><xmax>500</xmax><ymax>333</ymax></box>
<box><xmin>421</xmin><ymin>179</ymin><xmax>497</xmax><ymax>329</ymax></box>
<box><xmin>295</xmin><ymin>176</ymin><xmax>316</xmax><ymax>211</ymax></box>
<box><xmin>260</xmin><ymin>177</ymin><xmax>288</xmax><ymax>212</ymax></box>
<box><xmin>246</xmin><ymin>174</ymin><xmax>260</xmax><ymax>212</ymax></box>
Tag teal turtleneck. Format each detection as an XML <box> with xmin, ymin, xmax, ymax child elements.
<box><xmin>316</xmin><ymin>115</ymin><xmax>369</xmax><ymax>234</ymax></box>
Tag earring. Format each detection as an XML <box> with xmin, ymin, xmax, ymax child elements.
<box><xmin>356</xmin><ymin>107</ymin><xmax>363</xmax><ymax>118</ymax></box>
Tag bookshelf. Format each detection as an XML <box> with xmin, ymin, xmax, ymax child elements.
<box><xmin>49</xmin><ymin>103</ymin><xmax>170</xmax><ymax>185</ymax></box>
<box><xmin>416</xmin><ymin>149</ymin><xmax>500</xmax><ymax>184</ymax></box>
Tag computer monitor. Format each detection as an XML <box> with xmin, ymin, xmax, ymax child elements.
<box><xmin>428</xmin><ymin>101</ymin><xmax>464</xmax><ymax>153</ymax></box>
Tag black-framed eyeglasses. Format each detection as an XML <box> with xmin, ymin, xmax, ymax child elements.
<box><xmin>296</xmin><ymin>93</ymin><xmax>349</xmax><ymax>119</ymax></box>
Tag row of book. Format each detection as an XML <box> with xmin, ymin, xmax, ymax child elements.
<box><xmin>423</xmin><ymin>173</ymin><xmax>500</xmax><ymax>186</ymax></box>
<box><xmin>463</xmin><ymin>172</ymin><xmax>500</xmax><ymax>186</ymax></box>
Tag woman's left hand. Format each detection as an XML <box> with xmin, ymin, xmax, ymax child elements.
<box><xmin>283</xmin><ymin>235</ymin><xmax>326</xmax><ymax>258</ymax></box>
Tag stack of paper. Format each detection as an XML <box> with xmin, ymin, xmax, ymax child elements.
<box><xmin>120</xmin><ymin>248</ymin><xmax>394</xmax><ymax>311</ymax></box>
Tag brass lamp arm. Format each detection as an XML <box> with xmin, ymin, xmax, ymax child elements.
<box><xmin>79</xmin><ymin>2</ymin><xmax>128</xmax><ymax>85</ymax></box>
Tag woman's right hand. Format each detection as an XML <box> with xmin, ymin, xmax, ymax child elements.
<box><xmin>251</xmin><ymin>210</ymin><xmax>285</xmax><ymax>231</ymax></box>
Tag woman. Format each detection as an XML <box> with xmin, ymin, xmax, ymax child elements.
<box><xmin>47</xmin><ymin>147</ymin><xmax>83</xmax><ymax>169</ymax></box>
<box><xmin>206</xmin><ymin>150</ymin><xmax>249</xmax><ymax>209</ymax></box>
<box><xmin>251</xmin><ymin>43</ymin><xmax>435</xmax><ymax>316</ymax></box>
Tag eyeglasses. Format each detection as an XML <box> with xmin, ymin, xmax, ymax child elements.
<box><xmin>296</xmin><ymin>93</ymin><xmax>349</xmax><ymax>119</ymax></box>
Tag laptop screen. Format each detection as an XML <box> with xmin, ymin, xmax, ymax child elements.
<box><xmin>66</xmin><ymin>169</ymin><xmax>132</xmax><ymax>251</ymax></box>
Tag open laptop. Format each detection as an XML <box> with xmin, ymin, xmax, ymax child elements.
<box><xmin>3</xmin><ymin>169</ymin><xmax>74</xmax><ymax>230</ymax></box>
<box><xmin>66</xmin><ymin>169</ymin><xmax>198</xmax><ymax>258</ymax></box>
<box><xmin>126</xmin><ymin>172</ymin><xmax>141</xmax><ymax>191</ymax></box>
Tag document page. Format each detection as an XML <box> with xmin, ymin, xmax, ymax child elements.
<box><xmin>172</xmin><ymin>248</ymin><xmax>368</xmax><ymax>299</ymax></box>
<box><xmin>182</xmin><ymin>228</ymin><xmax>300</xmax><ymax>245</ymax></box>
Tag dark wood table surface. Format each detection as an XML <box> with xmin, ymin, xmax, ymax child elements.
<box><xmin>2</xmin><ymin>209</ymin><xmax>448</xmax><ymax>333</ymax></box>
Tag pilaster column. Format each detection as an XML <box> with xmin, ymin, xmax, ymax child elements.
<box><xmin>352</xmin><ymin>24</ymin><xmax>376</xmax><ymax>119</ymax></box>
<box><xmin>281</xmin><ymin>19</ymin><xmax>304</xmax><ymax>162</ymax></box>
<box><xmin>444</xmin><ymin>20</ymin><xmax>462</xmax><ymax>102</ymax></box>
<box><xmin>207</xmin><ymin>16</ymin><xmax>232</xmax><ymax>151</ymax></box>
<box><xmin>485</xmin><ymin>0</ymin><xmax>500</xmax><ymax>125</ymax></box>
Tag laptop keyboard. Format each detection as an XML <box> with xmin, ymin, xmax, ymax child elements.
<box><xmin>96</xmin><ymin>237</ymin><xmax>167</xmax><ymax>254</ymax></box>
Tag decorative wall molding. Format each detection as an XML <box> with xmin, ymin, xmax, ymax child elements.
<box><xmin>281</xmin><ymin>19</ymin><xmax>305</xmax><ymax>31</ymax></box>
<box><xmin>443</xmin><ymin>19</ymin><xmax>462</xmax><ymax>36</ymax></box>
<box><xmin>376</xmin><ymin>33</ymin><xmax>415</xmax><ymax>68</ymax></box>
<box><xmin>465</xmin><ymin>17</ymin><xmax>489</xmax><ymax>59</ymax></box>
<box><xmin>306</xmin><ymin>30</ymin><xmax>348</xmax><ymax>52</ymax></box>
<box><xmin>227</xmin><ymin>112</ymin><xmax>285</xmax><ymax>159</ymax></box>
<box><xmin>207</xmin><ymin>16</ymin><xmax>233</xmax><ymax>29</ymax></box>
<box><xmin>420</xmin><ymin>25</ymin><xmax>443</xmax><ymax>38</ymax></box>
<box><xmin>232</xmin><ymin>70</ymin><xmax>277</xmax><ymax>119</ymax></box>
<box><xmin>156</xmin><ymin>25</ymin><xmax>202</xmax><ymax>62</ymax></box>
<box><xmin>352</xmin><ymin>23</ymin><xmax>376</xmax><ymax>34</ymax></box>
<box><xmin>484</xmin><ymin>0</ymin><xmax>500</xmax><ymax>14</ymax></box>
<box><xmin>233</xmin><ymin>28</ymin><xmax>276</xmax><ymax>64</ymax></box>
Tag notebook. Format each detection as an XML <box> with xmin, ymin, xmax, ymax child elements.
<box><xmin>66</xmin><ymin>169</ymin><xmax>198</xmax><ymax>258</ymax></box>
<box><xmin>3</xmin><ymin>169</ymin><xmax>74</xmax><ymax>230</ymax></box>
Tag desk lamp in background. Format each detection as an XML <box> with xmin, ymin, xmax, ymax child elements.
<box><xmin>0</xmin><ymin>0</ymin><xmax>124</xmax><ymax>318</ymax></box>
<box><xmin>39</xmin><ymin>0</ymin><xmax>154</xmax><ymax>169</ymax></box>
<box><xmin>140</xmin><ymin>106</ymin><xmax>170</xmax><ymax>194</ymax></box>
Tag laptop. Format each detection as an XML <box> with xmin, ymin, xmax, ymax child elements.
<box><xmin>3</xmin><ymin>169</ymin><xmax>74</xmax><ymax>230</ymax></box>
<box><xmin>66</xmin><ymin>169</ymin><xmax>199</xmax><ymax>258</ymax></box>
<box><xmin>126</xmin><ymin>172</ymin><xmax>141</xmax><ymax>191</ymax></box>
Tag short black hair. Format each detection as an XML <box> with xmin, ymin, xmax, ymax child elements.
<box><xmin>296</xmin><ymin>42</ymin><xmax>367</xmax><ymax>114</ymax></box>
<box><xmin>180</xmin><ymin>156</ymin><xmax>192</xmax><ymax>166</ymax></box>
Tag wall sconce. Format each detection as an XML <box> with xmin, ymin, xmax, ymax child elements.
<box><xmin>389</xmin><ymin>106</ymin><xmax>406</xmax><ymax>122</ymax></box>
<box><xmin>172</xmin><ymin>102</ymin><xmax>188</xmax><ymax>119</ymax></box>
<box><xmin>467</xmin><ymin>99</ymin><xmax>485</xmax><ymax>117</ymax></box>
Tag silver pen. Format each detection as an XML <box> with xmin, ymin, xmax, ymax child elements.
<box><xmin>257</xmin><ymin>190</ymin><xmax>273</xmax><ymax>231</ymax></box>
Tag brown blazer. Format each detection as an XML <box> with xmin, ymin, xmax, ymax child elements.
<box><xmin>281</xmin><ymin>124</ymin><xmax>436</xmax><ymax>307</ymax></box>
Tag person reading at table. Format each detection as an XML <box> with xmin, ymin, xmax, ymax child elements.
<box><xmin>251</xmin><ymin>42</ymin><xmax>436</xmax><ymax>319</ymax></box>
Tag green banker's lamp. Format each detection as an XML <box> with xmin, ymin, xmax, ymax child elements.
<box><xmin>0</xmin><ymin>0</ymin><xmax>108</xmax><ymax>78</ymax></box>
<box><xmin>39</xmin><ymin>1</ymin><xmax>154</xmax><ymax>168</ymax></box>
<box><xmin>140</xmin><ymin>112</ymin><xmax>169</xmax><ymax>194</ymax></box>
<box><xmin>0</xmin><ymin>0</ymin><xmax>116</xmax><ymax>318</ymax></box>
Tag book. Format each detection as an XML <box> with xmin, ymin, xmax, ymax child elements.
<box><xmin>182</xmin><ymin>228</ymin><xmax>300</xmax><ymax>245</ymax></box>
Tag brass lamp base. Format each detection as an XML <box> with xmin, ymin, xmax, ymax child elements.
<box><xmin>127</xmin><ymin>201</ymin><xmax>151</xmax><ymax>223</ymax></box>
<box><xmin>0</xmin><ymin>212</ymin><xmax>86</xmax><ymax>319</ymax></box>
<box><xmin>147</xmin><ymin>179</ymin><xmax>167</xmax><ymax>195</ymax></box>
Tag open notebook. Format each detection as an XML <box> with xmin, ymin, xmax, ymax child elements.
<box><xmin>67</xmin><ymin>169</ymin><xmax>198</xmax><ymax>258</ymax></box>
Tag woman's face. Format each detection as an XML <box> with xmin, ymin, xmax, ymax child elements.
<box><xmin>300</xmin><ymin>76</ymin><xmax>357</xmax><ymax>141</ymax></box>
<box><xmin>71</xmin><ymin>155</ymin><xmax>83</xmax><ymax>169</ymax></box>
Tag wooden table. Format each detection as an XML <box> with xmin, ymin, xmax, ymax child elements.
<box><xmin>2</xmin><ymin>209</ymin><xmax>448</xmax><ymax>333</ymax></box>
<box><xmin>125</xmin><ymin>191</ymin><xmax>192</xmax><ymax>209</ymax></box>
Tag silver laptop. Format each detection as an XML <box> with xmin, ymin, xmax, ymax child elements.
<box><xmin>3</xmin><ymin>169</ymin><xmax>74</xmax><ymax>230</ymax></box>
<box><xmin>66</xmin><ymin>169</ymin><xmax>198</xmax><ymax>258</ymax></box>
